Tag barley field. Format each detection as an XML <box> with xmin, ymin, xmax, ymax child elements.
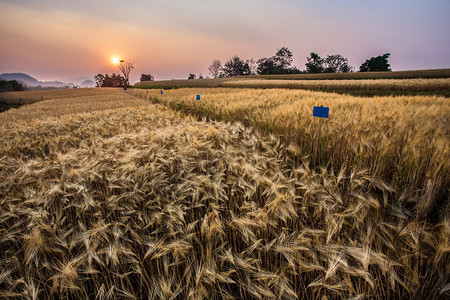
<box><xmin>134</xmin><ymin>78</ymin><xmax>235</xmax><ymax>90</ymax></box>
<box><xmin>1</xmin><ymin>88</ymin><xmax>449</xmax><ymax>299</ymax></box>
<box><xmin>248</xmin><ymin>68</ymin><xmax>450</xmax><ymax>80</ymax></box>
<box><xmin>135</xmin><ymin>77</ymin><xmax>450</xmax><ymax>96</ymax></box>
<box><xmin>222</xmin><ymin>78</ymin><xmax>450</xmax><ymax>93</ymax></box>
<box><xmin>132</xmin><ymin>88</ymin><xmax>449</xmax><ymax>207</ymax></box>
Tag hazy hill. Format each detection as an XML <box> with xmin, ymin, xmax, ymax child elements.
<box><xmin>80</xmin><ymin>79</ymin><xmax>95</xmax><ymax>87</ymax></box>
<box><xmin>0</xmin><ymin>73</ymin><xmax>74</xmax><ymax>88</ymax></box>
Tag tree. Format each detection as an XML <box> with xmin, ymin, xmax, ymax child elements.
<box><xmin>323</xmin><ymin>54</ymin><xmax>353</xmax><ymax>73</ymax></box>
<box><xmin>246</xmin><ymin>58</ymin><xmax>258</xmax><ymax>75</ymax></box>
<box><xmin>273</xmin><ymin>47</ymin><xmax>293</xmax><ymax>70</ymax></box>
<box><xmin>305</xmin><ymin>52</ymin><xmax>324</xmax><ymax>74</ymax></box>
<box><xmin>359</xmin><ymin>53</ymin><xmax>391</xmax><ymax>72</ymax></box>
<box><xmin>257</xmin><ymin>57</ymin><xmax>277</xmax><ymax>75</ymax></box>
<box><xmin>116</xmin><ymin>59</ymin><xmax>134</xmax><ymax>87</ymax></box>
<box><xmin>208</xmin><ymin>60</ymin><xmax>222</xmax><ymax>78</ymax></box>
<box><xmin>257</xmin><ymin>47</ymin><xmax>298</xmax><ymax>75</ymax></box>
<box><xmin>198</xmin><ymin>74</ymin><xmax>204</xmax><ymax>79</ymax></box>
<box><xmin>0</xmin><ymin>80</ymin><xmax>25</xmax><ymax>92</ymax></box>
<box><xmin>95</xmin><ymin>73</ymin><xmax>127</xmax><ymax>87</ymax></box>
<box><xmin>140</xmin><ymin>74</ymin><xmax>154</xmax><ymax>82</ymax></box>
<box><xmin>188</xmin><ymin>73</ymin><xmax>196</xmax><ymax>80</ymax></box>
<box><xmin>222</xmin><ymin>56</ymin><xmax>250</xmax><ymax>77</ymax></box>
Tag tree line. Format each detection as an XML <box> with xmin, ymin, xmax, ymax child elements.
<box><xmin>204</xmin><ymin>48</ymin><xmax>391</xmax><ymax>79</ymax></box>
<box><xmin>95</xmin><ymin>48</ymin><xmax>392</xmax><ymax>86</ymax></box>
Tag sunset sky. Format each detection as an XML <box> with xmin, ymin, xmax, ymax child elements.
<box><xmin>1</xmin><ymin>0</ymin><xmax>449</xmax><ymax>83</ymax></box>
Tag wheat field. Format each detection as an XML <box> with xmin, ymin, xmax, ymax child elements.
<box><xmin>132</xmin><ymin>88</ymin><xmax>449</xmax><ymax>212</ymax></box>
<box><xmin>222</xmin><ymin>78</ymin><xmax>450</xmax><ymax>93</ymax></box>
<box><xmin>0</xmin><ymin>88</ymin><xmax>449</xmax><ymax>299</ymax></box>
<box><xmin>247</xmin><ymin>68</ymin><xmax>450</xmax><ymax>80</ymax></box>
<box><xmin>0</xmin><ymin>88</ymin><xmax>122</xmax><ymax>105</ymax></box>
<box><xmin>134</xmin><ymin>73</ymin><xmax>450</xmax><ymax>96</ymax></box>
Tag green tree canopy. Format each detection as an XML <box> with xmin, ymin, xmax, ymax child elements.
<box><xmin>222</xmin><ymin>56</ymin><xmax>251</xmax><ymax>77</ymax></box>
<box><xmin>359</xmin><ymin>53</ymin><xmax>391</xmax><ymax>72</ymax></box>
<box><xmin>305</xmin><ymin>52</ymin><xmax>324</xmax><ymax>74</ymax></box>
<box><xmin>324</xmin><ymin>54</ymin><xmax>353</xmax><ymax>73</ymax></box>
<box><xmin>257</xmin><ymin>47</ymin><xmax>302</xmax><ymax>75</ymax></box>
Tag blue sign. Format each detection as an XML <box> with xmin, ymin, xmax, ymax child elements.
<box><xmin>124</xmin><ymin>88</ymin><xmax>127</xmax><ymax>91</ymax></box>
<box><xmin>19</xmin><ymin>98</ymin><xmax>23</xmax><ymax>102</ymax></box>
<box><xmin>313</xmin><ymin>106</ymin><xmax>329</xmax><ymax>118</ymax></box>
<box><xmin>196</xmin><ymin>95</ymin><xmax>200</xmax><ymax>100</ymax></box>
<box><xmin>161</xmin><ymin>90</ymin><xmax>163</xmax><ymax>94</ymax></box>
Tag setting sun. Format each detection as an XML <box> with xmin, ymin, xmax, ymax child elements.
<box><xmin>112</xmin><ymin>57</ymin><xmax>120</xmax><ymax>64</ymax></box>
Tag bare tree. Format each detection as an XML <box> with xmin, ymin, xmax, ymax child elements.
<box><xmin>208</xmin><ymin>60</ymin><xmax>222</xmax><ymax>78</ymax></box>
<box><xmin>246</xmin><ymin>58</ymin><xmax>257</xmax><ymax>75</ymax></box>
<box><xmin>117</xmin><ymin>59</ymin><xmax>134</xmax><ymax>87</ymax></box>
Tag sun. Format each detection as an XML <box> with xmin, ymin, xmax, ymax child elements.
<box><xmin>112</xmin><ymin>57</ymin><xmax>121</xmax><ymax>64</ymax></box>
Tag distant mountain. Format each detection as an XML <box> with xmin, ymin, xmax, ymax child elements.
<box><xmin>80</xmin><ymin>79</ymin><xmax>95</xmax><ymax>87</ymax></box>
<box><xmin>0</xmin><ymin>73</ymin><xmax>40</xmax><ymax>86</ymax></box>
<box><xmin>65</xmin><ymin>76</ymin><xmax>95</xmax><ymax>85</ymax></box>
<box><xmin>0</xmin><ymin>73</ymin><xmax>74</xmax><ymax>88</ymax></box>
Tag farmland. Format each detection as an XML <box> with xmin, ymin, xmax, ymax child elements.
<box><xmin>223</xmin><ymin>78</ymin><xmax>450</xmax><ymax>96</ymax></box>
<box><xmin>0</xmin><ymin>87</ymin><xmax>449</xmax><ymax>299</ymax></box>
<box><xmin>247</xmin><ymin>68</ymin><xmax>450</xmax><ymax>80</ymax></box>
<box><xmin>135</xmin><ymin>75</ymin><xmax>450</xmax><ymax>97</ymax></box>
<box><xmin>131</xmin><ymin>87</ymin><xmax>449</xmax><ymax>203</ymax></box>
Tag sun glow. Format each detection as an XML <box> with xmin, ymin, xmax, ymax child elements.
<box><xmin>112</xmin><ymin>57</ymin><xmax>121</xmax><ymax>64</ymax></box>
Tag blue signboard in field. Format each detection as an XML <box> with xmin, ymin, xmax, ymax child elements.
<box><xmin>124</xmin><ymin>88</ymin><xmax>127</xmax><ymax>91</ymax></box>
<box><xmin>161</xmin><ymin>90</ymin><xmax>163</xmax><ymax>94</ymax></box>
<box><xmin>313</xmin><ymin>106</ymin><xmax>329</xmax><ymax>118</ymax></box>
<box><xmin>196</xmin><ymin>95</ymin><xmax>200</xmax><ymax>100</ymax></box>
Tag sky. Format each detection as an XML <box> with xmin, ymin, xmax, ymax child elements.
<box><xmin>0</xmin><ymin>0</ymin><xmax>449</xmax><ymax>83</ymax></box>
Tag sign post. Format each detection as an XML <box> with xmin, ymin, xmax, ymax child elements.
<box><xmin>312</xmin><ymin>106</ymin><xmax>329</xmax><ymax>168</ymax></box>
<box><xmin>196</xmin><ymin>95</ymin><xmax>200</xmax><ymax>101</ymax></box>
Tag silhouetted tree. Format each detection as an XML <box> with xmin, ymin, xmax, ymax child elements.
<box><xmin>359</xmin><ymin>53</ymin><xmax>391</xmax><ymax>72</ymax></box>
<box><xmin>208</xmin><ymin>60</ymin><xmax>222</xmax><ymax>78</ymax></box>
<box><xmin>140</xmin><ymin>74</ymin><xmax>154</xmax><ymax>81</ymax></box>
<box><xmin>306</xmin><ymin>52</ymin><xmax>324</xmax><ymax>73</ymax></box>
<box><xmin>0</xmin><ymin>80</ymin><xmax>25</xmax><ymax>92</ymax></box>
<box><xmin>324</xmin><ymin>54</ymin><xmax>353</xmax><ymax>73</ymax></box>
<box><xmin>222</xmin><ymin>56</ymin><xmax>250</xmax><ymax>77</ymax></box>
<box><xmin>273</xmin><ymin>47</ymin><xmax>293</xmax><ymax>70</ymax></box>
<box><xmin>257</xmin><ymin>47</ymin><xmax>301</xmax><ymax>75</ymax></box>
<box><xmin>116</xmin><ymin>59</ymin><xmax>134</xmax><ymax>86</ymax></box>
<box><xmin>257</xmin><ymin>57</ymin><xmax>277</xmax><ymax>75</ymax></box>
<box><xmin>188</xmin><ymin>73</ymin><xmax>196</xmax><ymax>80</ymax></box>
<box><xmin>95</xmin><ymin>73</ymin><xmax>127</xmax><ymax>87</ymax></box>
<box><xmin>198</xmin><ymin>74</ymin><xmax>204</xmax><ymax>79</ymax></box>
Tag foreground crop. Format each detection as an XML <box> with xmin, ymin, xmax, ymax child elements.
<box><xmin>0</xmin><ymin>90</ymin><xmax>448</xmax><ymax>299</ymax></box>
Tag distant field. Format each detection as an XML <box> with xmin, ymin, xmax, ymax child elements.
<box><xmin>0</xmin><ymin>87</ymin><xmax>121</xmax><ymax>105</ymax></box>
<box><xmin>250</xmin><ymin>68</ymin><xmax>450</xmax><ymax>80</ymax></box>
<box><xmin>223</xmin><ymin>78</ymin><xmax>450</xmax><ymax>96</ymax></box>
<box><xmin>1</xmin><ymin>88</ymin><xmax>448</xmax><ymax>299</ymax></box>
<box><xmin>134</xmin><ymin>77</ymin><xmax>234</xmax><ymax>89</ymax></box>
<box><xmin>135</xmin><ymin>69</ymin><xmax>450</xmax><ymax>96</ymax></box>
